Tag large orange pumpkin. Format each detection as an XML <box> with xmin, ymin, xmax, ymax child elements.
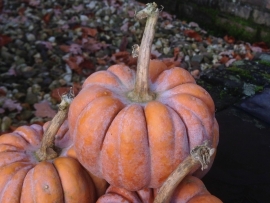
<box><xmin>0</xmin><ymin>121</ymin><xmax>96</xmax><ymax>203</ymax></box>
<box><xmin>68</xmin><ymin>59</ymin><xmax>219</xmax><ymax>191</ymax></box>
<box><xmin>96</xmin><ymin>175</ymin><xmax>222</xmax><ymax>203</ymax></box>
<box><xmin>68</xmin><ymin>2</ymin><xmax>218</xmax><ymax>191</ymax></box>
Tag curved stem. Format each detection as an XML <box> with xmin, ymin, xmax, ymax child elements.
<box><xmin>154</xmin><ymin>141</ymin><xmax>215</xmax><ymax>203</ymax></box>
<box><xmin>36</xmin><ymin>90</ymin><xmax>73</xmax><ymax>161</ymax></box>
<box><xmin>128</xmin><ymin>2</ymin><xmax>159</xmax><ymax>102</ymax></box>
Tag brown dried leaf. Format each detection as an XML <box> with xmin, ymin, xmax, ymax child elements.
<box><xmin>184</xmin><ymin>29</ymin><xmax>202</xmax><ymax>42</ymax></box>
<box><xmin>224</xmin><ymin>35</ymin><xmax>235</xmax><ymax>44</ymax></box>
<box><xmin>51</xmin><ymin>87</ymin><xmax>79</xmax><ymax>103</ymax></box>
<box><xmin>0</xmin><ymin>34</ymin><xmax>12</xmax><ymax>47</ymax></box>
<box><xmin>81</xmin><ymin>27</ymin><xmax>98</xmax><ymax>37</ymax></box>
<box><xmin>63</xmin><ymin>55</ymin><xmax>84</xmax><ymax>74</ymax></box>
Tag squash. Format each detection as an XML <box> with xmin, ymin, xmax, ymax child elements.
<box><xmin>0</xmin><ymin>121</ymin><xmax>96</xmax><ymax>203</ymax></box>
<box><xmin>96</xmin><ymin>175</ymin><xmax>223</xmax><ymax>203</ymax></box>
<box><xmin>68</xmin><ymin>2</ymin><xmax>219</xmax><ymax>191</ymax></box>
<box><xmin>0</xmin><ymin>93</ymin><xmax>98</xmax><ymax>203</ymax></box>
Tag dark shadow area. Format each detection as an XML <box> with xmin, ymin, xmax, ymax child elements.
<box><xmin>202</xmin><ymin>107</ymin><xmax>270</xmax><ymax>203</ymax></box>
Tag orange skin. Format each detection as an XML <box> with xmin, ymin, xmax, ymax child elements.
<box><xmin>96</xmin><ymin>175</ymin><xmax>223</xmax><ymax>203</ymax></box>
<box><xmin>69</xmin><ymin>59</ymin><xmax>219</xmax><ymax>191</ymax></box>
<box><xmin>0</xmin><ymin>121</ymin><xmax>96</xmax><ymax>203</ymax></box>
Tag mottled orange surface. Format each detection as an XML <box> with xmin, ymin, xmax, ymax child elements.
<box><xmin>69</xmin><ymin>60</ymin><xmax>219</xmax><ymax>191</ymax></box>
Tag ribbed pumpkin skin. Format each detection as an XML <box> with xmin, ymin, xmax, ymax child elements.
<box><xmin>0</xmin><ymin>121</ymin><xmax>96</xmax><ymax>203</ymax></box>
<box><xmin>96</xmin><ymin>175</ymin><xmax>223</xmax><ymax>203</ymax></box>
<box><xmin>69</xmin><ymin>60</ymin><xmax>219</xmax><ymax>191</ymax></box>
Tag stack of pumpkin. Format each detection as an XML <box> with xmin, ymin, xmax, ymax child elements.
<box><xmin>0</xmin><ymin>3</ymin><xmax>222</xmax><ymax>203</ymax></box>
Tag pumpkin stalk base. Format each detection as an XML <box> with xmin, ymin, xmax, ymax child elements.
<box><xmin>129</xmin><ymin>2</ymin><xmax>159</xmax><ymax>103</ymax></box>
<box><xmin>36</xmin><ymin>90</ymin><xmax>74</xmax><ymax>162</ymax></box>
<box><xmin>154</xmin><ymin>140</ymin><xmax>215</xmax><ymax>203</ymax></box>
<box><xmin>127</xmin><ymin>90</ymin><xmax>156</xmax><ymax>103</ymax></box>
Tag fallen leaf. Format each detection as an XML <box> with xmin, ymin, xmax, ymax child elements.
<box><xmin>81</xmin><ymin>27</ymin><xmax>98</xmax><ymax>37</ymax></box>
<box><xmin>0</xmin><ymin>34</ymin><xmax>12</xmax><ymax>47</ymax></box>
<box><xmin>0</xmin><ymin>87</ymin><xmax>7</xmax><ymax>96</ymax></box>
<box><xmin>69</xmin><ymin>43</ymin><xmax>82</xmax><ymax>55</ymax></box>
<box><xmin>73</xmin><ymin>4</ymin><xmax>84</xmax><ymax>12</ymax></box>
<box><xmin>51</xmin><ymin>87</ymin><xmax>79</xmax><ymax>102</ymax></box>
<box><xmin>161</xmin><ymin>12</ymin><xmax>173</xmax><ymax>21</ymax></box>
<box><xmin>233</xmin><ymin>54</ymin><xmax>242</xmax><ymax>60</ymax></box>
<box><xmin>63</xmin><ymin>55</ymin><xmax>84</xmax><ymax>74</ymax></box>
<box><xmin>224</xmin><ymin>35</ymin><xmax>235</xmax><ymax>44</ymax></box>
<box><xmin>18</xmin><ymin>7</ymin><xmax>26</xmax><ymax>16</ymax></box>
<box><xmin>34</xmin><ymin>101</ymin><xmax>56</xmax><ymax>118</ymax></box>
<box><xmin>119</xmin><ymin>35</ymin><xmax>128</xmax><ymax>51</ymax></box>
<box><xmin>128</xmin><ymin>10</ymin><xmax>135</xmax><ymax>18</ymax></box>
<box><xmin>245</xmin><ymin>50</ymin><xmax>254</xmax><ymax>60</ymax></box>
<box><xmin>252</xmin><ymin>42</ymin><xmax>269</xmax><ymax>52</ymax></box>
<box><xmin>43</xmin><ymin>13</ymin><xmax>51</xmax><ymax>24</ymax></box>
<box><xmin>81</xmin><ymin>39</ymin><xmax>109</xmax><ymax>53</ymax></box>
<box><xmin>173</xmin><ymin>47</ymin><xmax>180</xmax><ymax>60</ymax></box>
<box><xmin>59</xmin><ymin>45</ymin><xmax>70</xmax><ymax>52</ymax></box>
<box><xmin>29</xmin><ymin>0</ymin><xmax>40</xmax><ymax>7</ymax></box>
<box><xmin>97</xmin><ymin>56</ymin><xmax>109</xmax><ymax>65</ymax></box>
<box><xmin>3</xmin><ymin>99</ymin><xmax>22</xmax><ymax>112</ymax></box>
<box><xmin>120</xmin><ymin>22</ymin><xmax>129</xmax><ymax>32</ymax></box>
<box><xmin>183</xmin><ymin>29</ymin><xmax>202</xmax><ymax>42</ymax></box>
<box><xmin>225</xmin><ymin>58</ymin><xmax>236</xmax><ymax>67</ymax></box>
<box><xmin>79</xmin><ymin>58</ymin><xmax>95</xmax><ymax>76</ymax></box>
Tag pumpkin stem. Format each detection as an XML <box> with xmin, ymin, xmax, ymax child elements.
<box><xmin>36</xmin><ymin>89</ymin><xmax>74</xmax><ymax>161</ymax></box>
<box><xmin>154</xmin><ymin>140</ymin><xmax>215</xmax><ymax>203</ymax></box>
<box><xmin>127</xmin><ymin>2</ymin><xmax>159</xmax><ymax>102</ymax></box>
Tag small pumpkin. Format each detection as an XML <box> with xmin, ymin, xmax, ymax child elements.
<box><xmin>0</xmin><ymin>120</ymin><xmax>97</xmax><ymax>203</ymax></box>
<box><xmin>96</xmin><ymin>175</ymin><xmax>222</xmax><ymax>203</ymax></box>
<box><xmin>68</xmin><ymin>3</ymin><xmax>218</xmax><ymax>191</ymax></box>
<box><xmin>0</xmin><ymin>92</ymin><xmax>97</xmax><ymax>203</ymax></box>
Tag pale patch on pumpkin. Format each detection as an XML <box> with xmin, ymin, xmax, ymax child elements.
<box><xmin>158</xmin><ymin>83</ymin><xmax>215</xmax><ymax>115</ymax></box>
<box><xmin>107</xmin><ymin>64</ymin><xmax>136</xmax><ymax>90</ymax></box>
<box><xmin>0</xmin><ymin>165</ymin><xmax>32</xmax><ymax>202</ymax></box>
<box><xmin>152</xmin><ymin>67</ymin><xmax>196</xmax><ymax>92</ymax></box>
<box><xmin>164</xmin><ymin>98</ymin><xmax>207</xmax><ymax>150</ymax></box>
<box><xmin>68</xmin><ymin>84</ymin><xmax>118</xmax><ymax>137</ymax></box>
<box><xmin>83</xmin><ymin>70</ymin><xmax>123</xmax><ymax>90</ymax></box>
<box><xmin>74</xmin><ymin>96</ymin><xmax>125</xmax><ymax>178</ymax></box>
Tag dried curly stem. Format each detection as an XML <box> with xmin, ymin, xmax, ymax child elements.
<box><xmin>154</xmin><ymin>141</ymin><xmax>215</xmax><ymax>203</ymax></box>
<box><xmin>128</xmin><ymin>2</ymin><xmax>159</xmax><ymax>102</ymax></box>
<box><xmin>36</xmin><ymin>90</ymin><xmax>74</xmax><ymax>161</ymax></box>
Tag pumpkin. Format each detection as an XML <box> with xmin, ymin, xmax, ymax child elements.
<box><xmin>0</xmin><ymin>120</ymin><xmax>98</xmax><ymax>203</ymax></box>
<box><xmin>43</xmin><ymin>121</ymin><xmax>109</xmax><ymax>199</ymax></box>
<box><xmin>68</xmin><ymin>3</ymin><xmax>219</xmax><ymax>191</ymax></box>
<box><xmin>96</xmin><ymin>175</ymin><xmax>222</xmax><ymax>203</ymax></box>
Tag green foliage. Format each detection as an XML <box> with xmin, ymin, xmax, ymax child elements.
<box><xmin>259</xmin><ymin>60</ymin><xmax>270</xmax><ymax>67</ymax></box>
<box><xmin>254</xmin><ymin>85</ymin><xmax>263</xmax><ymax>92</ymax></box>
<box><xmin>227</xmin><ymin>66</ymin><xmax>252</xmax><ymax>79</ymax></box>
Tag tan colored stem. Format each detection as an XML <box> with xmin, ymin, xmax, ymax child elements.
<box><xmin>36</xmin><ymin>93</ymin><xmax>73</xmax><ymax>161</ymax></box>
<box><xmin>154</xmin><ymin>156</ymin><xmax>200</xmax><ymax>203</ymax></box>
<box><xmin>128</xmin><ymin>3</ymin><xmax>159</xmax><ymax>102</ymax></box>
<box><xmin>154</xmin><ymin>141</ymin><xmax>215</xmax><ymax>203</ymax></box>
